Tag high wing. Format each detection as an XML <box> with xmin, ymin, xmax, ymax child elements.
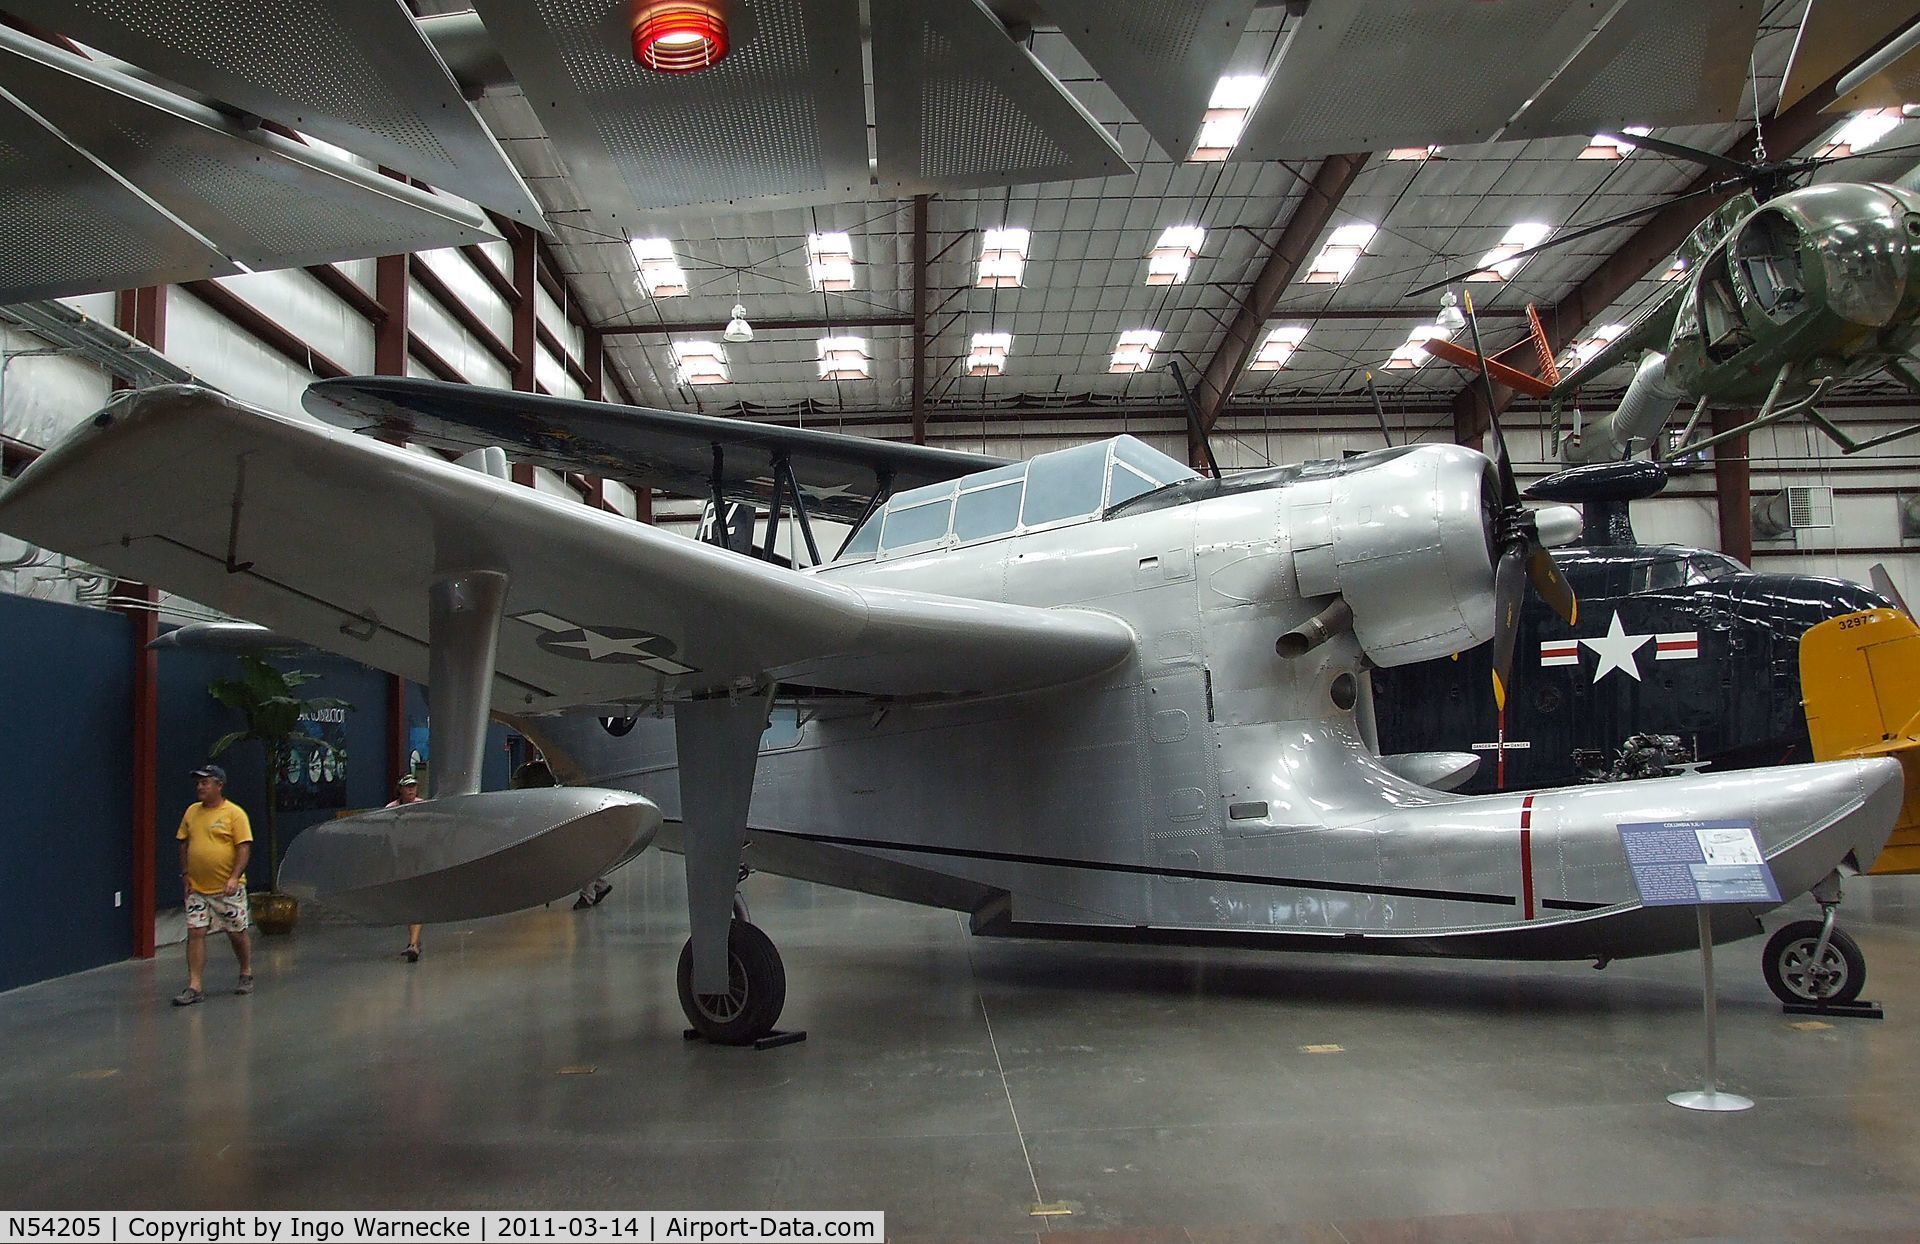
<box><xmin>303</xmin><ymin>376</ymin><xmax>1008</xmax><ymax>523</ymax></box>
<box><xmin>0</xmin><ymin>387</ymin><xmax>1134</xmax><ymax>708</ymax></box>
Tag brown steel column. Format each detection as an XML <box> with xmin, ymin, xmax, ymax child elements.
<box><xmin>584</xmin><ymin>329</ymin><xmax>606</xmax><ymax>401</ymax></box>
<box><xmin>375</xmin><ymin>253</ymin><xmax>409</xmax><ymax>377</ymax></box>
<box><xmin>1712</xmin><ymin>408</ymin><xmax>1753</xmax><ymax>566</ymax></box>
<box><xmin>911</xmin><ymin>195</ymin><xmax>929</xmax><ymax>446</ymax></box>
<box><xmin>510</xmin><ymin>225</ymin><xmax>538</xmax><ymax>393</ymax></box>
<box><xmin>113</xmin><ymin>287</ymin><xmax>165</xmax><ymax>958</ymax></box>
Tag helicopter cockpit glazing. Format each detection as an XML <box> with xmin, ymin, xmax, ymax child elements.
<box><xmin>1732</xmin><ymin>208</ymin><xmax>1807</xmax><ymax>323</ymax></box>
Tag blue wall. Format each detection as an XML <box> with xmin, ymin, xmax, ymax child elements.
<box><xmin>0</xmin><ymin>595</ymin><xmax>134</xmax><ymax>992</ymax></box>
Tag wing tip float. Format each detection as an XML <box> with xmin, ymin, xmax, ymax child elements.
<box><xmin>0</xmin><ymin>385</ymin><xmax>1135</xmax><ymax>707</ymax></box>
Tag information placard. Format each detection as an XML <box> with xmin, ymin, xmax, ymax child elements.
<box><xmin>1617</xmin><ymin>819</ymin><xmax>1780</xmax><ymax>906</ymax></box>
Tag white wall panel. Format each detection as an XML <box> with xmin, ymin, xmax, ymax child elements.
<box><xmin>1</xmin><ymin>323</ymin><xmax>114</xmax><ymax>451</ymax></box>
<box><xmin>215</xmin><ymin>269</ymin><xmax>375</xmax><ymax>376</ymax></box>
<box><xmin>535</xmin><ymin>284</ymin><xmax>584</xmax><ymax>365</ymax></box>
<box><xmin>407</xmin><ymin>279</ymin><xmax>511</xmax><ymax>390</ymax></box>
<box><xmin>165</xmin><ymin>290</ymin><xmax>316</xmax><ymax>418</ymax></box>
<box><xmin>416</xmin><ymin>247</ymin><xmax>513</xmax><ymax>343</ymax></box>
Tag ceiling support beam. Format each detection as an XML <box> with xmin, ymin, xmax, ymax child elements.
<box><xmin>1450</xmin><ymin>62</ymin><xmax>1885</xmax><ymax>447</ymax></box>
<box><xmin>1191</xmin><ymin>154</ymin><xmax>1369</xmax><ymax>467</ymax></box>
<box><xmin>912</xmin><ymin>195</ymin><xmax>930</xmax><ymax>446</ymax></box>
<box><xmin>598</xmin><ymin>314</ymin><xmax>916</xmax><ymax>337</ymax></box>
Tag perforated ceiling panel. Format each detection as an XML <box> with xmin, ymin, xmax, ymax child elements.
<box><xmin>1036</xmin><ymin>0</ymin><xmax>1257</xmax><ymax>157</ymax></box>
<box><xmin>0</xmin><ymin>0</ymin><xmax>543</xmax><ymax>225</ymax></box>
<box><xmin>0</xmin><ymin>88</ymin><xmax>238</xmax><ymax>303</ymax></box>
<box><xmin>472</xmin><ymin>0</ymin><xmax>868</xmax><ymax>224</ymax></box>
<box><xmin>1504</xmin><ymin>0</ymin><xmax>1760</xmax><ymax>140</ymax></box>
<box><xmin>1238</xmin><ymin>0</ymin><xmax>1608</xmax><ymax>159</ymax></box>
<box><xmin>873</xmin><ymin>0</ymin><xmax>1130</xmax><ymax>193</ymax></box>
<box><xmin>0</xmin><ymin>32</ymin><xmax>500</xmax><ymax>278</ymax></box>
<box><xmin>1779</xmin><ymin>0</ymin><xmax>1920</xmax><ymax>115</ymax></box>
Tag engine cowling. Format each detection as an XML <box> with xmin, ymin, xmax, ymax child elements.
<box><xmin>1283</xmin><ymin>443</ymin><xmax>1498</xmax><ymax>666</ymax></box>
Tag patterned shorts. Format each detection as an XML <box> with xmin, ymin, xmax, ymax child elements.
<box><xmin>185</xmin><ymin>886</ymin><xmax>249</xmax><ymax>933</ymax></box>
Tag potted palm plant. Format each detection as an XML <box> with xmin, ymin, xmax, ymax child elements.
<box><xmin>207</xmin><ymin>654</ymin><xmax>351</xmax><ymax>934</ymax></box>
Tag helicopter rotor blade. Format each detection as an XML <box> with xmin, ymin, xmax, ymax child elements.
<box><xmin>1598</xmin><ymin>131</ymin><xmax>1757</xmax><ymax>178</ymax></box>
<box><xmin>1408</xmin><ymin>185</ymin><xmax>1728</xmax><ymax>298</ymax></box>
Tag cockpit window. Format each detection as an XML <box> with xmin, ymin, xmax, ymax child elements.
<box><xmin>1687</xmin><ymin>552</ymin><xmax>1742</xmax><ymax>582</ymax></box>
<box><xmin>1112</xmin><ymin>435</ymin><xmax>1198</xmax><ymax>487</ymax></box>
<box><xmin>1734</xmin><ymin>209</ymin><xmax>1807</xmax><ymax>323</ymax></box>
<box><xmin>1698</xmin><ymin>250</ymin><xmax>1753</xmax><ymax>362</ymax></box>
<box><xmin>1630</xmin><ymin>557</ymin><xmax>1689</xmax><ymax>594</ymax></box>
<box><xmin>837</xmin><ymin>511</ymin><xmax>882</xmax><ymax>561</ymax></box>
<box><xmin>881</xmin><ymin>494</ymin><xmax>954</xmax><ymax>550</ymax></box>
<box><xmin>1107</xmin><ymin>461</ymin><xmax>1157</xmax><ymax>507</ymax></box>
<box><xmin>1022</xmin><ymin>441</ymin><xmax>1109</xmax><ymax>526</ymax></box>
<box><xmin>954</xmin><ymin>480</ymin><xmax>1023</xmax><ymax>541</ymax></box>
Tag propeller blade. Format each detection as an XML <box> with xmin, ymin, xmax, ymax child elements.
<box><xmin>1490</xmin><ymin>541</ymin><xmax>1528</xmax><ymax>711</ymax></box>
<box><xmin>1364</xmin><ymin>371</ymin><xmax>1393</xmax><ymax>447</ymax></box>
<box><xmin>1407</xmin><ymin>186</ymin><xmax>1728</xmax><ymax>298</ymax></box>
<box><xmin>1598</xmin><ymin>131</ymin><xmax>1756</xmax><ymax>178</ymax></box>
<box><xmin>1462</xmin><ymin>291</ymin><xmax>1519</xmax><ymax>509</ymax></box>
<box><xmin>1870</xmin><ymin>562</ymin><xmax>1912</xmax><ymax>616</ymax></box>
<box><xmin>1528</xmin><ymin>543</ymin><xmax>1578</xmax><ymax>626</ymax></box>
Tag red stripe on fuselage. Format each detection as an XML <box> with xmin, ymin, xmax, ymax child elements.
<box><xmin>1519</xmin><ymin>795</ymin><xmax>1536</xmax><ymax>920</ymax></box>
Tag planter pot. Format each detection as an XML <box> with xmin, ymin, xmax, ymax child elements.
<box><xmin>250</xmin><ymin>891</ymin><xmax>299</xmax><ymax>935</ymax></box>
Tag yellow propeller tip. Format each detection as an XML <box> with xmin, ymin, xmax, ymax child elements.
<box><xmin>1492</xmin><ymin>672</ymin><xmax>1507</xmax><ymax>709</ymax></box>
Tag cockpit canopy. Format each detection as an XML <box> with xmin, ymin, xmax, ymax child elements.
<box><xmin>835</xmin><ymin>435</ymin><xmax>1197</xmax><ymax>563</ymax></box>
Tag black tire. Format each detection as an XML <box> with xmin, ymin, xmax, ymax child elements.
<box><xmin>677</xmin><ymin>920</ymin><xmax>786</xmax><ymax>1045</ymax></box>
<box><xmin>1762</xmin><ymin>919</ymin><xmax>1866</xmax><ymax>1005</ymax></box>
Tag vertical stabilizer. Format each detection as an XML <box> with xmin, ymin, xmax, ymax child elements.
<box><xmin>1801</xmin><ymin>608</ymin><xmax>1920</xmax><ymax>874</ymax></box>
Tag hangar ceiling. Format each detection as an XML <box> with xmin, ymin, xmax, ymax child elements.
<box><xmin>2</xmin><ymin>0</ymin><xmax>1918</xmax><ymax>437</ymax></box>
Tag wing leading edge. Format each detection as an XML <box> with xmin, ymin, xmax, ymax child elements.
<box><xmin>0</xmin><ymin>387</ymin><xmax>1134</xmax><ymax>707</ymax></box>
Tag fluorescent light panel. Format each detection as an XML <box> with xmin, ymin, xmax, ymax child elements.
<box><xmin>672</xmin><ymin>340</ymin><xmax>728</xmax><ymax>385</ymax></box>
<box><xmin>1109</xmin><ymin>328</ymin><xmax>1162</xmax><ymax>374</ymax></box>
<box><xmin>807</xmin><ymin>231</ymin><xmax>855</xmax><ymax>292</ymax></box>
<box><xmin>1248</xmin><ymin>325</ymin><xmax>1308</xmax><ymax>371</ymax></box>
<box><xmin>1563</xmin><ymin>323</ymin><xmax>1625</xmax><ymax>368</ymax></box>
<box><xmin>818</xmin><ymin>335</ymin><xmax>870</xmax><ymax>380</ymax></box>
<box><xmin>1146</xmin><ymin>226</ymin><xmax>1205</xmax><ymax>286</ymax></box>
<box><xmin>1469</xmin><ymin>221</ymin><xmax>1552</xmax><ymax>282</ymax></box>
<box><xmin>1821</xmin><ymin>108</ymin><xmax>1903</xmax><ymax>158</ymax></box>
<box><xmin>1580</xmin><ymin>125</ymin><xmax>1651</xmax><ymax>159</ymax></box>
<box><xmin>631</xmin><ymin>237</ymin><xmax>688</xmax><ymax>298</ymax></box>
<box><xmin>968</xmin><ymin>331</ymin><xmax>1012</xmax><ymax>376</ymax></box>
<box><xmin>977</xmin><ymin>227</ymin><xmax>1031</xmax><ymax>288</ymax></box>
<box><xmin>1192</xmin><ymin>75</ymin><xmax>1265</xmax><ymax>161</ymax></box>
<box><xmin>1305</xmin><ymin>222</ymin><xmax>1376</xmax><ymax>284</ymax></box>
<box><xmin>1386</xmin><ymin>324</ymin><xmax>1452</xmax><ymax>370</ymax></box>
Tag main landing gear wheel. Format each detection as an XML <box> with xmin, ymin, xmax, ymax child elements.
<box><xmin>677</xmin><ymin>920</ymin><xmax>786</xmax><ymax>1045</ymax></box>
<box><xmin>1762</xmin><ymin>919</ymin><xmax>1866</xmax><ymax>1006</ymax></box>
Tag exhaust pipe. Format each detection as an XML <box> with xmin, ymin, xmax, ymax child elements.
<box><xmin>1277</xmin><ymin>597</ymin><xmax>1353</xmax><ymax>658</ymax></box>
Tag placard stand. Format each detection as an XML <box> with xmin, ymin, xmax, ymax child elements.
<box><xmin>1667</xmin><ymin>907</ymin><xmax>1753</xmax><ymax>1112</ymax></box>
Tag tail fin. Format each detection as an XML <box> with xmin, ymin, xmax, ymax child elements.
<box><xmin>1801</xmin><ymin>608</ymin><xmax>1920</xmax><ymax>874</ymax></box>
<box><xmin>1421</xmin><ymin>337</ymin><xmax>1555</xmax><ymax>398</ymax></box>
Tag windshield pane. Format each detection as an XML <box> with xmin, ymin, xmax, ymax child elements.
<box><xmin>881</xmin><ymin>498</ymin><xmax>952</xmax><ymax>550</ymax></box>
<box><xmin>1021</xmin><ymin>441</ymin><xmax>1107</xmax><ymax>526</ymax></box>
<box><xmin>1113</xmin><ymin>435</ymin><xmax>1198</xmax><ymax>486</ymax></box>
<box><xmin>954</xmin><ymin>481</ymin><xmax>1023</xmax><ymax>541</ymax></box>
<box><xmin>1107</xmin><ymin>461</ymin><xmax>1156</xmax><ymax>507</ymax></box>
<box><xmin>836</xmin><ymin>513</ymin><xmax>882</xmax><ymax>561</ymax></box>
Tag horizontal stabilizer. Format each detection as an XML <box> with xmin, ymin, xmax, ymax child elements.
<box><xmin>279</xmin><ymin>787</ymin><xmax>659</xmax><ymax>924</ymax></box>
<box><xmin>1422</xmin><ymin>338</ymin><xmax>1555</xmax><ymax>398</ymax></box>
<box><xmin>1801</xmin><ymin>608</ymin><xmax>1920</xmax><ymax>874</ymax></box>
<box><xmin>148</xmin><ymin>621</ymin><xmax>301</xmax><ymax>652</ymax></box>
<box><xmin>1378</xmin><ymin>751</ymin><xmax>1481</xmax><ymax>791</ymax></box>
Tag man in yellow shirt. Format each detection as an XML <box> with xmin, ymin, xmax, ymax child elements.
<box><xmin>173</xmin><ymin>764</ymin><xmax>254</xmax><ymax>1006</ymax></box>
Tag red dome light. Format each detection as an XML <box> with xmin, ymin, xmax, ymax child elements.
<box><xmin>632</xmin><ymin>4</ymin><xmax>729</xmax><ymax>73</ymax></box>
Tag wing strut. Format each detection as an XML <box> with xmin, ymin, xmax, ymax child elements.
<box><xmin>427</xmin><ymin>569</ymin><xmax>509</xmax><ymax>797</ymax></box>
<box><xmin>677</xmin><ymin>689</ymin><xmax>773</xmax><ymax>993</ymax></box>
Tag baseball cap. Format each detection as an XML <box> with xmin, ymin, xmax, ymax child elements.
<box><xmin>191</xmin><ymin>764</ymin><xmax>227</xmax><ymax>783</ymax></box>
<box><xmin>397</xmin><ymin>774</ymin><xmax>419</xmax><ymax>787</ymax></box>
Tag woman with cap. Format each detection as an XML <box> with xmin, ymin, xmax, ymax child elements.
<box><xmin>385</xmin><ymin>774</ymin><xmax>424</xmax><ymax>961</ymax></box>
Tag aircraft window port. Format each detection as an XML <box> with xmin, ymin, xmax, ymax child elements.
<box><xmin>1228</xmin><ymin>801</ymin><xmax>1269</xmax><ymax>821</ymax></box>
<box><xmin>1022</xmin><ymin>440</ymin><xmax>1109</xmax><ymax>526</ymax></box>
<box><xmin>1632</xmin><ymin>558</ymin><xmax>1689</xmax><ymax>594</ymax></box>
<box><xmin>1112</xmin><ymin>434</ymin><xmax>1198</xmax><ymax>487</ymax></box>
<box><xmin>880</xmin><ymin>496</ymin><xmax>954</xmax><ymax>551</ymax></box>
<box><xmin>954</xmin><ymin>480</ymin><xmax>1024</xmax><ymax>541</ymax></box>
<box><xmin>1108</xmin><ymin>460</ymin><xmax>1158</xmax><ymax>507</ymax></box>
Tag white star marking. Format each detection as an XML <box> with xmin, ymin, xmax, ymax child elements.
<box><xmin>547</xmin><ymin>629</ymin><xmax>669</xmax><ymax>662</ymax></box>
<box><xmin>1580</xmin><ymin>612</ymin><xmax>1653</xmax><ymax>683</ymax></box>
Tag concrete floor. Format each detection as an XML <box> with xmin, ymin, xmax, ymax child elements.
<box><xmin>5</xmin><ymin>855</ymin><xmax>1920</xmax><ymax>1243</ymax></box>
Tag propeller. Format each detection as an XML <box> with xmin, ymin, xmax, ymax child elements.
<box><xmin>1462</xmin><ymin>291</ymin><xmax>1579</xmax><ymax>709</ymax></box>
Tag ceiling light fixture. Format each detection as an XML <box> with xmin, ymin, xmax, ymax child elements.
<box><xmin>968</xmin><ymin>332</ymin><xmax>1012</xmax><ymax>376</ymax></box>
<box><xmin>1109</xmin><ymin>329</ymin><xmax>1162</xmax><ymax>374</ymax></box>
<box><xmin>723</xmin><ymin>304</ymin><xmax>753</xmax><ymax>343</ymax></box>
<box><xmin>1435</xmin><ymin>291</ymin><xmax>1466</xmax><ymax>332</ymax></box>
<box><xmin>632</xmin><ymin>3</ymin><xmax>730</xmax><ymax>73</ymax></box>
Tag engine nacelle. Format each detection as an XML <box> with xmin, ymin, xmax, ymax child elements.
<box><xmin>1284</xmin><ymin>444</ymin><xmax>1497</xmax><ymax>666</ymax></box>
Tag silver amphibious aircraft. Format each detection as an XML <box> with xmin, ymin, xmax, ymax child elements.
<box><xmin>0</xmin><ymin>379</ymin><xmax>1902</xmax><ymax>1044</ymax></box>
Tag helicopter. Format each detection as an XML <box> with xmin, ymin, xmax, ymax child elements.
<box><xmin>1420</xmin><ymin>131</ymin><xmax>1920</xmax><ymax>465</ymax></box>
